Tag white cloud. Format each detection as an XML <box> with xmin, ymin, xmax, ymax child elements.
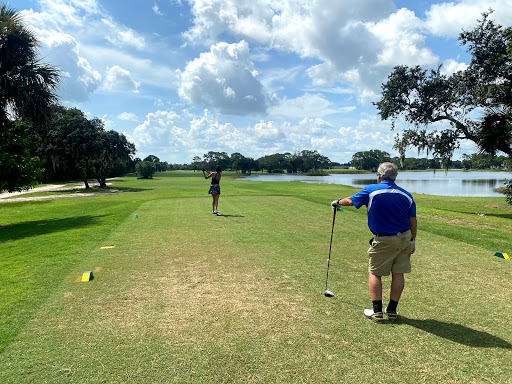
<box><xmin>39</xmin><ymin>0</ymin><xmax>100</xmax><ymax>26</ymax></box>
<box><xmin>337</xmin><ymin>115</ymin><xmax>396</xmax><ymax>153</ymax></box>
<box><xmin>20</xmin><ymin>10</ymin><xmax>102</xmax><ymax>102</ymax></box>
<box><xmin>128</xmin><ymin>107</ymin><xmax>388</xmax><ymax>163</ymax></box>
<box><xmin>153</xmin><ymin>4</ymin><xmax>163</xmax><ymax>16</ymax></box>
<box><xmin>269</xmin><ymin>93</ymin><xmax>351</xmax><ymax>119</ymax></box>
<box><xmin>182</xmin><ymin>0</ymin><xmax>441</xmax><ymax>108</ymax></box>
<box><xmin>178</xmin><ymin>41</ymin><xmax>272</xmax><ymax>115</ymax></box>
<box><xmin>131</xmin><ymin>110</ymin><xmax>185</xmax><ymax>150</ymax></box>
<box><xmin>441</xmin><ymin>59</ymin><xmax>468</xmax><ymax>76</ymax></box>
<box><xmin>103</xmin><ymin>66</ymin><xmax>140</xmax><ymax>93</ymax></box>
<box><xmin>118</xmin><ymin>112</ymin><xmax>139</xmax><ymax>122</ymax></box>
<box><xmin>101</xmin><ymin>115</ymin><xmax>115</xmax><ymax>129</ymax></box>
<box><xmin>102</xmin><ymin>17</ymin><xmax>146</xmax><ymax>50</ymax></box>
<box><xmin>371</xmin><ymin>8</ymin><xmax>438</xmax><ymax>67</ymax></box>
<box><xmin>79</xmin><ymin>45</ymin><xmax>179</xmax><ymax>90</ymax></box>
<box><xmin>425</xmin><ymin>0</ymin><xmax>512</xmax><ymax>38</ymax></box>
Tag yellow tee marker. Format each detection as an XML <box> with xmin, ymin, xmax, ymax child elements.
<box><xmin>100</xmin><ymin>245</ymin><xmax>116</xmax><ymax>249</ymax></box>
<box><xmin>494</xmin><ymin>252</ymin><xmax>510</xmax><ymax>260</ymax></box>
<box><xmin>81</xmin><ymin>271</ymin><xmax>94</xmax><ymax>282</ymax></box>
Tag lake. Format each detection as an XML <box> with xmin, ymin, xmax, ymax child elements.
<box><xmin>238</xmin><ymin>171</ymin><xmax>512</xmax><ymax>197</ymax></box>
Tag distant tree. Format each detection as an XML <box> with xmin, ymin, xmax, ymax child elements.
<box><xmin>0</xmin><ymin>4</ymin><xmax>60</xmax><ymax>192</ymax></box>
<box><xmin>160</xmin><ymin>161</ymin><xmax>169</xmax><ymax>171</ymax></box>
<box><xmin>351</xmin><ymin>150</ymin><xmax>392</xmax><ymax>171</ymax></box>
<box><xmin>91</xmin><ymin>128</ymin><xmax>136</xmax><ymax>187</ymax></box>
<box><xmin>230</xmin><ymin>152</ymin><xmax>244</xmax><ymax>173</ymax></box>
<box><xmin>203</xmin><ymin>151</ymin><xmax>230</xmax><ymax>170</ymax></box>
<box><xmin>35</xmin><ymin>106</ymin><xmax>98</xmax><ymax>187</ymax></box>
<box><xmin>460</xmin><ymin>153</ymin><xmax>505</xmax><ymax>169</ymax></box>
<box><xmin>30</xmin><ymin>106</ymin><xmax>135</xmax><ymax>187</ymax></box>
<box><xmin>143</xmin><ymin>154</ymin><xmax>163</xmax><ymax>171</ymax></box>
<box><xmin>299</xmin><ymin>150</ymin><xmax>330</xmax><ymax>171</ymax></box>
<box><xmin>375</xmin><ymin>11</ymin><xmax>511</xmax><ymax>168</ymax></box>
<box><xmin>257</xmin><ymin>153</ymin><xmax>287</xmax><ymax>173</ymax></box>
<box><xmin>285</xmin><ymin>152</ymin><xmax>304</xmax><ymax>173</ymax></box>
<box><xmin>191</xmin><ymin>156</ymin><xmax>203</xmax><ymax>172</ymax></box>
<box><xmin>136</xmin><ymin>161</ymin><xmax>156</xmax><ymax>179</ymax></box>
<box><xmin>240</xmin><ymin>157</ymin><xmax>258</xmax><ymax>174</ymax></box>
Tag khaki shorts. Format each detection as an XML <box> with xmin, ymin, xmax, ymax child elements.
<box><xmin>368</xmin><ymin>230</ymin><xmax>415</xmax><ymax>276</ymax></box>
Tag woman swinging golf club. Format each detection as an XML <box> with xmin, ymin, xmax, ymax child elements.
<box><xmin>203</xmin><ymin>165</ymin><xmax>222</xmax><ymax>216</ymax></box>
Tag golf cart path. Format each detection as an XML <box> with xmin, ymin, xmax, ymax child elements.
<box><xmin>0</xmin><ymin>180</ymin><xmax>115</xmax><ymax>202</ymax></box>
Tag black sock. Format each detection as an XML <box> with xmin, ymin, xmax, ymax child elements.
<box><xmin>372</xmin><ymin>300</ymin><xmax>383</xmax><ymax>313</ymax></box>
<box><xmin>387</xmin><ymin>300</ymin><xmax>398</xmax><ymax>312</ymax></box>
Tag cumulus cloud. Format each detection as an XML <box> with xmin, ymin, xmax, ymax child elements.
<box><xmin>441</xmin><ymin>59</ymin><xmax>468</xmax><ymax>76</ymax></box>
<box><xmin>118</xmin><ymin>112</ymin><xmax>139</xmax><ymax>122</ymax></box>
<box><xmin>103</xmin><ymin>66</ymin><xmax>140</xmax><ymax>93</ymax></box>
<box><xmin>102</xmin><ymin>17</ymin><xmax>146</xmax><ymax>50</ymax></box>
<box><xmin>128</xmin><ymin>107</ymin><xmax>390</xmax><ymax>163</ymax></box>
<box><xmin>131</xmin><ymin>110</ymin><xmax>186</xmax><ymax>154</ymax></box>
<box><xmin>19</xmin><ymin>3</ymin><xmax>148</xmax><ymax>102</ymax></box>
<box><xmin>371</xmin><ymin>8</ymin><xmax>438</xmax><ymax>67</ymax></box>
<box><xmin>269</xmin><ymin>93</ymin><xmax>351</xmax><ymax>119</ymax></box>
<box><xmin>424</xmin><ymin>0</ymin><xmax>512</xmax><ymax>38</ymax></box>
<box><xmin>178</xmin><ymin>41</ymin><xmax>271</xmax><ymax>115</ymax></box>
<box><xmin>181</xmin><ymin>0</ymin><xmax>440</xmax><ymax>106</ymax></box>
<box><xmin>20</xmin><ymin>10</ymin><xmax>102</xmax><ymax>102</ymax></box>
<box><xmin>39</xmin><ymin>0</ymin><xmax>101</xmax><ymax>26</ymax></box>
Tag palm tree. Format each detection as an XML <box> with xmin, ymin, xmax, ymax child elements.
<box><xmin>0</xmin><ymin>3</ymin><xmax>60</xmax><ymax>193</ymax></box>
<box><xmin>0</xmin><ymin>3</ymin><xmax>60</xmax><ymax>124</ymax></box>
<box><xmin>477</xmin><ymin>107</ymin><xmax>512</xmax><ymax>157</ymax></box>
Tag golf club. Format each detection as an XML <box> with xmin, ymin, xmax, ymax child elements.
<box><xmin>324</xmin><ymin>208</ymin><xmax>337</xmax><ymax>297</ymax></box>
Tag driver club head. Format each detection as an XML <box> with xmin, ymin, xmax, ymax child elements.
<box><xmin>324</xmin><ymin>290</ymin><xmax>334</xmax><ymax>298</ymax></box>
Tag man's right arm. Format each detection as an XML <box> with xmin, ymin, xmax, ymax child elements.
<box><xmin>409</xmin><ymin>216</ymin><xmax>417</xmax><ymax>240</ymax></box>
<box><xmin>338</xmin><ymin>197</ymin><xmax>354</xmax><ymax>206</ymax></box>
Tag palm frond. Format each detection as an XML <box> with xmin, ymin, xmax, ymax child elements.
<box><xmin>477</xmin><ymin>108</ymin><xmax>512</xmax><ymax>157</ymax></box>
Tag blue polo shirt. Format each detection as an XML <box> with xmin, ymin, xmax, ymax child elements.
<box><xmin>350</xmin><ymin>180</ymin><xmax>416</xmax><ymax>235</ymax></box>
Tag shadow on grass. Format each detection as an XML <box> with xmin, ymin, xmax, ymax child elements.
<box><xmin>399</xmin><ymin>316</ymin><xmax>512</xmax><ymax>348</ymax></box>
<box><xmin>47</xmin><ymin>186</ymin><xmax>152</xmax><ymax>195</ymax></box>
<box><xmin>434</xmin><ymin>208</ymin><xmax>512</xmax><ymax>220</ymax></box>
<box><xmin>219</xmin><ymin>214</ymin><xmax>245</xmax><ymax>218</ymax></box>
<box><xmin>0</xmin><ymin>215</ymin><xmax>107</xmax><ymax>242</ymax></box>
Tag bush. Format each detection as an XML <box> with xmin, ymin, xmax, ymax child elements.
<box><xmin>306</xmin><ymin>170</ymin><xmax>329</xmax><ymax>176</ymax></box>
<box><xmin>505</xmin><ymin>179</ymin><xmax>512</xmax><ymax>206</ymax></box>
<box><xmin>135</xmin><ymin>161</ymin><xmax>156</xmax><ymax>179</ymax></box>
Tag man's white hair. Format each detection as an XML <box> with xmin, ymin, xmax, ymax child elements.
<box><xmin>377</xmin><ymin>162</ymin><xmax>398</xmax><ymax>181</ymax></box>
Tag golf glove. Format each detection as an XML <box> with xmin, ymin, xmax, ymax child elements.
<box><xmin>331</xmin><ymin>199</ymin><xmax>340</xmax><ymax>212</ymax></box>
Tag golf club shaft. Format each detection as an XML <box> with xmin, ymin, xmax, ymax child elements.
<box><xmin>325</xmin><ymin>209</ymin><xmax>336</xmax><ymax>290</ymax></box>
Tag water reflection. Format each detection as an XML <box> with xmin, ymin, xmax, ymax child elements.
<box><xmin>239</xmin><ymin>171</ymin><xmax>512</xmax><ymax>197</ymax></box>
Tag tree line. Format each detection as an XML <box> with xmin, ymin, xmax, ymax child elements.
<box><xmin>137</xmin><ymin>149</ymin><xmax>511</xmax><ymax>178</ymax></box>
<box><xmin>193</xmin><ymin>150</ymin><xmax>333</xmax><ymax>174</ymax></box>
<box><xmin>350</xmin><ymin>150</ymin><xmax>512</xmax><ymax>171</ymax></box>
<box><xmin>135</xmin><ymin>150</ymin><xmax>337</xmax><ymax>178</ymax></box>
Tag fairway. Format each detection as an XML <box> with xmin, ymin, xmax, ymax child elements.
<box><xmin>1</xmin><ymin>172</ymin><xmax>511</xmax><ymax>383</ymax></box>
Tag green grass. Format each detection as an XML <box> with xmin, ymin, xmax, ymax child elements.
<box><xmin>0</xmin><ymin>171</ymin><xmax>511</xmax><ymax>383</ymax></box>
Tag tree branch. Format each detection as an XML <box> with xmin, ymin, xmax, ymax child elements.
<box><xmin>430</xmin><ymin>115</ymin><xmax>476</xmax><ymax>141</ymax></box>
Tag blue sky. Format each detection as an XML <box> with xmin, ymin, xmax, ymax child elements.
<box><xmin>14</xmin><ymin>0</ymin><xmax>512</xmax><ymax>164</ymax></box>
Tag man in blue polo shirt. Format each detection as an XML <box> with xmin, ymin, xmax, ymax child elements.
<box><xmin>331</xmin><ymin>162</ymin><xmax>417</xmax><ymax>321</ymax></box>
